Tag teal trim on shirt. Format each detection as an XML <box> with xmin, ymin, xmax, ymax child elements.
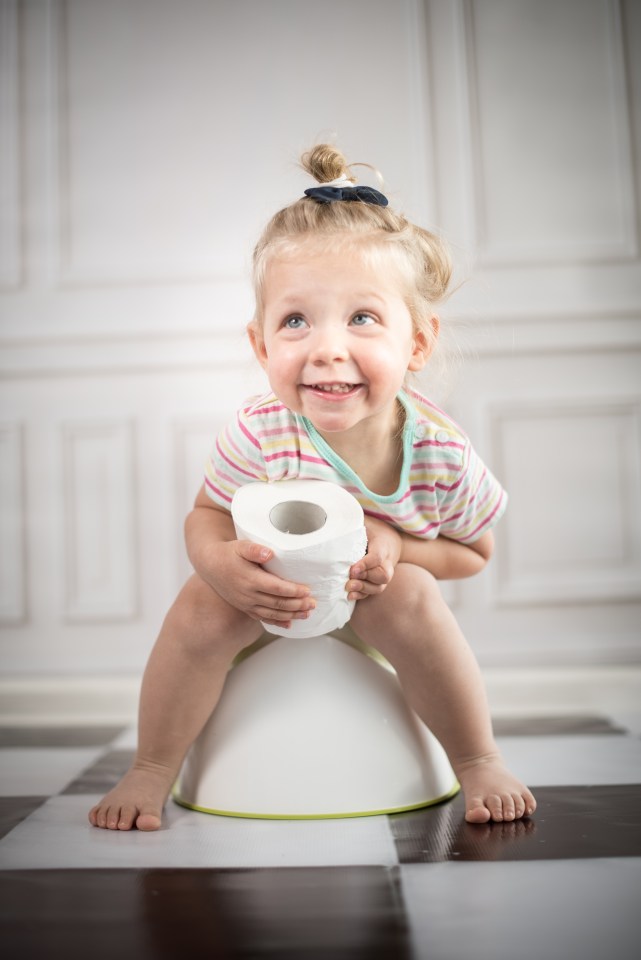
<box><xmin>299</xmin><ymin>390</ymin><xmax>417</xmax><ymax>506</ymax></box>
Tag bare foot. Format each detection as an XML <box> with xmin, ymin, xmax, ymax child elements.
<box><xmin>88</xmin><ymin>765</ymin><xmax>174</xmax><ymax>831</ymax></box>
<box><xmin>455</xmin><ymin>755</ymin><xmax>537</xmax><ymax>824</ymax></box>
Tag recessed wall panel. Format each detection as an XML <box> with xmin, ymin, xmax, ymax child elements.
<box><xmin>54</xmin><ymin>0</ymin><xmax>427</xmax><ymax>284</ymax></box>
<box><xmin>0</xmin><ymin>0</ymin><xmax>21</xmax><ymax>288</ymax></box>
<box><xmin>0</xmin><ymin>423</ymin><xmax>26</xmax><ymax>623</ymax></box>
<box><xmin>492</xmin><ymin>401</ymin><xmax>641</xmax><ymax>604</ymax></box>
<box><xmin>465</xmin><ymin>0</ymin><xmax>637</xmax><ymax>263</ymax></box>
<box><xmin>173</xmin><ymin>420</ymin><xmax>220</xmax><ymax>586</ymax></box>
<box><xmin>63</xmin><ymin>420</ymin><xmax>138</xmax><ymax>620</ymax></box>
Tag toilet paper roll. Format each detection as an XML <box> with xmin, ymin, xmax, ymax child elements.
<box><xmin>231</xmin><ymin>480</ymin><xmax>368</xmax><ymax>638</ymax></box>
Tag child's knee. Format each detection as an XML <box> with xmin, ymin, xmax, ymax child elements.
<box><xmin>353</xmin><ymin>564</ymin><xmax>446</xmax><ymax>633</ymax></box>
<box><xmin>392</xmin><ymin>563</ymin><xmax>444</xmax><ymax>612</ymax></box>
<box><xmin>166</xmin><ymin>575</ymin><xmax>256</xmax><ymax>652</ymax></box>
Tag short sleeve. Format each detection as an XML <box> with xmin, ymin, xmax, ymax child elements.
<box><xmin>437</xmin><ymin>438</ymin><xmax>508</xmax><ymax>542</ymax></box>
<box><xmin>204</xmin><ymin>407</ymin><xmax>268</xmax><ymax>509</ymax></box>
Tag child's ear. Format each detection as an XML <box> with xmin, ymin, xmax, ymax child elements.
<box><xmin>248</xmin><ymin>323</ymin><xmax>268</xmax><ymax>369</ymax></box>
<box><xmin>408</xmin><ymin>315</ymin><xmax>440</xmax><ymax>371</ymax></box>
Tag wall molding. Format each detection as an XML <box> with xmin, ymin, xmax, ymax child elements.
<box><xmin>0</xmin><ymin>331</ymin><xmax>253</xmax><ymax>378</ymax></box>
<box><xmin>0</xmin><ymin>312</ymin><xmax>639</xmax><ymax>379</ymax></box>
<box><xmin>1</xmin><ymin>666</ymin><xmax>639</xmax><ymax>725</ymax></box>
<box><xmin>448</xmin><ymin>310</ymin><xmax>641</xmax><ymax>358</ymax></box>
<box><xmin>0</xmin><ymin>675</ymin><xmax>141</xmax><ymax>725</ymax></box>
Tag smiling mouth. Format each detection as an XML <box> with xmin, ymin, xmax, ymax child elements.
<box><xmin>305</xmin><ymin>383</ymin><xmax>360</xmax><ymax>394</ymax></box>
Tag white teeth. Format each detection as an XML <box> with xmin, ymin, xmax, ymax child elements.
<box><xmin>311</xmin><ymin>383</ymin><xmax>354</xmax><ymax>393</ymax></box>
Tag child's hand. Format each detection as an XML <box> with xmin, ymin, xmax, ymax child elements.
<box><xmin>210</xmin><ymin>540</ymin><xmax>316</xmax><ymax>628</ymax></box>
<box><xmin>346</xmin><ymin>517</ymin><xmax>402</xmax><ymax>600</ymax></box>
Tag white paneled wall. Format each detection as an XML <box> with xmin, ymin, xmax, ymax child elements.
<box><xmin>466</xmin><ymin>0</ymin><xmax>635</xmax><ymax>263</ymax></box>
<box><xmin>61</xmin><ymin>419</ymin><xmax>138</xmax><ymax>621</ymax></box>
<box><xmin>0</xmin><ymin>422</ymin><xmax>25</xmax><ymax>623</ymax></box>
<box><xmin>1</xmin><ymin>0</ymin><xmax>640</xmax><ymax>722</ymax></box>
<box><xmin>492</xmin><ymin>399</ymin><xmax>641</xmax><ymax>606</ymax></box>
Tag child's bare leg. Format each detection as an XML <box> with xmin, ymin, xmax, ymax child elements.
<box><xmin>88</xmin><ymin>574</ymin><xmax>263</xmax><ymax>831</ymax></box>
<box><xmin>351</xmin><ymin>564</ymin><xmax>536</xmax><ymax>823</ymax></box>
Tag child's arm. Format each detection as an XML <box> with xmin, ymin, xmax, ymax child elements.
<box><xmin>400</xmin><ymin>527</ymin><xmax>494</xmax><ymax>578</ymax></box>
<box><xmin>346</xmin><ymin>515</ymin><xmax>494</xmax><ymax>600</ymax></box>
<box><xmin>185</xmin><ymin>484</ymin><xmax>315</xmax><ymax>628</ymax></box>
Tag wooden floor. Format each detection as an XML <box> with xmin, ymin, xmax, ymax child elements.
<box><xmin>1</xmin><ymin>715</ymin><xmax>640</xmax><ymax>959</ymax></box>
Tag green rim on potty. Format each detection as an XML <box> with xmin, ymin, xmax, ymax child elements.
<box><xmin>173</xmin><ymin>632</ymin><xmax>460</xmax><ymax>820</ymax></box>
<box><xmin>173</xmin><ymin>480</ymin><xmax>459</xmax><ymax>820</ymax></box>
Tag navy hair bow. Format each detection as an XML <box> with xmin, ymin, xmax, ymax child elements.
<box><xmin>304</xmin><ymin>185</ymin><xmax>388</xmax><ymax>207</ymax></box>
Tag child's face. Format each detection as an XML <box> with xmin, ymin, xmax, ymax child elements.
<box><xmin>250</xmin><ymin>244</ymin><xmax>431</xmax><ymax>439</ymax></box>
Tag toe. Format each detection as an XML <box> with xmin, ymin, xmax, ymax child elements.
<box><xmin>106</xmin><ymin>804</ymin><xmax>124</xmax><ymax>830</ymax></box>
<box><xmin>486</xmin><ymin>794</ymin><xmax>505</xmax><ymax>822</ymax></box>
<box><xmin>135</xmin><ymin>808</ymin><xmax>162</xmax><ymax>831</ymax></box>
<box><xmin>116</xmin><ymin>804</ymin><xmax>138</xmax><ymax>830</ymax></box>
<box><xmin>501</xmin><ymin>794</ymin><xmax>517</xmax><ymax>821</ymax></box>
<box><xmin>93</xmin><ymin>805</ymin><xmax>109</xmax><ymax>829</ymax></box>
<box><xmin>465</xmin><ymin>796</ymin><xmax>491</xmax><ymax>824</ymax></box>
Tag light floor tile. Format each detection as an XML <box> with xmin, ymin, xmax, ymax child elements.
<box><xmin>0</xmin><ymin>794</ymin><xmax>400</xmax><ymax>870</ymax></box>
<box><xmin>497</xmin><ymin>734</ymin><xmax>641</xmax><ymax>785</ymax></box>
<box><xmin>0</xmin><ymin>748</ymin><xmax>105</xmax><ymax>796</ymax></box>
<box><xmin>401</xmin><ymin>859</ymin><xmax>641</xmax><ymax>960</ymax></box>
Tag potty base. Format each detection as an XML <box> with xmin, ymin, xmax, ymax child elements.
<box><xmin>173</xmin><ymin>634</ymin><xmax>460</xmax><ymax>819</ymax></box>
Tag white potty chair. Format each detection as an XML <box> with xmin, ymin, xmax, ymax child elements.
<box><xmin>173</xmin><ymin>480</ymin><xmax>459</xmax><ymax>819</ymax></box>
<box><xmin>173</xmin><ymin>632</ymin><xmax>459</xmax><ymax>819</ymax></box>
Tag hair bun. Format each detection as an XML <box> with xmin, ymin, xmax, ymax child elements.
<box><xmin>300</xmin><ymin>144</ymin><xmax>354</xmax><ymax>184</ymax></box>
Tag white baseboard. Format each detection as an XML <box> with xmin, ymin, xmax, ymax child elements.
<box><xmin>0</xmin><ymin>677</ymin><xmax>141</xmax><ymax>726</ymax></box>
<box><xmin>483</xmin><ymin>666</ymin><xmax>641</xmax><ymax>718</ymax></box>
<box><xmin>0</xmin><ymin>667</ymin><xmax>640</xmax><ymax>727</ymax></box>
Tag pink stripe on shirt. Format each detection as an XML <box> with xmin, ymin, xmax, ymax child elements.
<box><xmin>246</xmin><ymin>401</ymin><xmax>288</xmax><ymax>417</ymax></box>
<box><xmin>205</xmin><ymin>477</ymin><xmax>232</xmax><ymax>504</ymax></box>
<box><xmin>215</xmin><ymin>438</ymin><xmax>258</xmax><ymax>480</ymax></box>
<box><xmin>464</xmin><ymin>496</ymin><xmax>505</xmax><ymax>541</ymax></box>
<box><xmin>238</xmin><ymin>416</ymin><xmax>261</xmax><ymax>450</ymax></box>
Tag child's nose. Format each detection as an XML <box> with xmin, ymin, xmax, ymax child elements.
<box><xmin>309</xmin><ymin>328</ymin><xmax>349</xmax><ymax>364</ymax></box>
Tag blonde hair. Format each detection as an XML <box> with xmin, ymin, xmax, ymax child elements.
<box><xmin>251</xmin><ymin>144</ymin><xmax>453</xmax><ymax>352</ymax></box>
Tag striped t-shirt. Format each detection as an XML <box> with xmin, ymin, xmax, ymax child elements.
<box><xmin>205</xmin><ymin>387</ymin><xmax>507</xmax><ymax>544</ymax></box>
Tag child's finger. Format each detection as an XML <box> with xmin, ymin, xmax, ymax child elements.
<box><xmin>254</xmin><ymin>603</ymin><xmax>314</xmax><ymax>623</ymax></box>
<box><xmin>351</xmin><ymin>561</ymin><xmax>392</xmax><ymax>586</ymax></box>
<box><xmin>350</xmin><ymin>557</ymin><xmax>379</xmax><ymax>581</ymax></box>
<box><xmin>346</xmin><ymin>578</ymin><xmax>387</xmax><ymax>600</ymax></box>
<box><xmin>236</xmin><ymin>542</ymin><xmax>312</xmax><ymax>598</ymax></box>
<box><xmin>238</xmin><ymin>541</ymin><xmax>274</xmax><ymax>565</ymax></box>
<box><xmin>261</xmin><ymin>620</ymin><xmax>292</xmax><ymax>629</ymax></box>
<box><xmin>258</xmin><ymin>593</ymin><xmax>316</xmax><ymax>615</ymax></box>
<box><xmin>260</xmin><ymin>574</ymin><xmax>312</xmax><ymax>598</ymax></box>
<box><xmin>351</xmin><ymin>552</ymin><xmax>392</xmax><ymax>581</ymax></box>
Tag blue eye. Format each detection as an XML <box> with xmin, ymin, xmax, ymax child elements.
<box><xmin>351</xmin><ymin>313</ymin><xmax>375</xmax><ymax>326</ymax></box>
<box><xmin>283</xmin><ymin>316</ymin><xmax>307</xmax><ymax>329</ymax></box>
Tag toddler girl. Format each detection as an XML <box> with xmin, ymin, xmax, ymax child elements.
<box><xmin>90</xmin><ymin>144</ymin><xmax>536</xmax><ymax>831</ymax></box>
